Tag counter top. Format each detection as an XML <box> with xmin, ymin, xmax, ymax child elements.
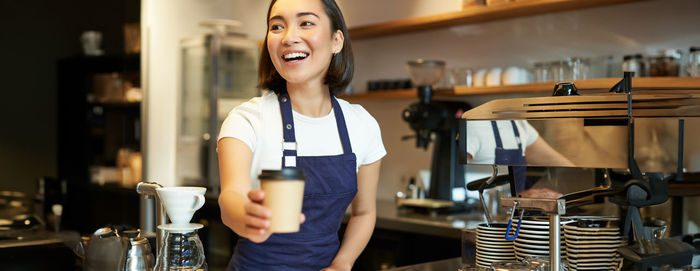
<box><xmin>346</xmin><ymin>199</ymin><xmax>486</xmax><ymax>239</ymax></box>
<box><xmin>385</xmin><ymin>257</ymin><xmax>463</xmax><ymax>271</ymax></box>
<box><xmin>0</xmin><ymin>231</ymin><xmax>65</xmax><ymax>249</ymax></box>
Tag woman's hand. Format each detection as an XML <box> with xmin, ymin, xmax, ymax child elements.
<box><xmin>243</xmin><ymin>190</ymin><xmax>273</xmax><ymax>243</ymax></box>
<box><xmin>520</xmin><ymin>188</ymin><xmax>562</xmax><ymax>199</ymax></box>
<box><xmin>243</xmin><ymin>190</ymin><xmax>306</xmax><ymax>243</ymax></box>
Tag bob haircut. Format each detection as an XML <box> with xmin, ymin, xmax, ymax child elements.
<box><xmin>258</xmin><ymin>0</ymin><xmax>354</xmax><ymax>95</ymax></box>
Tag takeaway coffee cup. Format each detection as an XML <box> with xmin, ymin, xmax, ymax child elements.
<box><xmin>156</xmin><ymin>187</ymin><xmax>206</xmax><ymax>225</ymax></box>
<box><xmin>259</xmin><ymin>168</ymin><xmax>306</xmax><ymax>233</ymax></box>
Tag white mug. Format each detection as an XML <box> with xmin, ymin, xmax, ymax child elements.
<box><xmin>156</xmin><ymin>187</ymin><xmax>206</xmax><ymax>225</ymax></box>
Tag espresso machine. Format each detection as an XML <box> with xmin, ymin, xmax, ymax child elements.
<box><xmin>401</xmin><ymin>60</ymin><xmax>471</xmax><ymax>206</ymax></box>
<box><xmin>460</xmin><ymin>73</ymin><xmax>698</xmax><ymax>270</ymax></box>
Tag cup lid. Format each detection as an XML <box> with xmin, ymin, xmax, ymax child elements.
<box><xmin>259</xmin><ymin>168</ymin><xmax>305</xmax><ymax>181</ymax></box>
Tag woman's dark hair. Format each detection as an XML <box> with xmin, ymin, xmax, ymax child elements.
<box><xmin>258</xmin><ymin>0</ymin><xmax>354</xmax><ymax>95</ymax></box>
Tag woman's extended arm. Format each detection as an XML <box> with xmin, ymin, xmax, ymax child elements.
<box><xmin>324</xmin><ymin>159</ymin><xmax>382</xmax><ymax>271</ymax></box>
<box><xmin>218</xmin><ymin>137</ymin><xmax>276</xmax><ymax>243</ymax></box>
<box><xmin>525</xmin><ymin>136</ymin><xmax>575</xmax><ymax>167</ymax></box>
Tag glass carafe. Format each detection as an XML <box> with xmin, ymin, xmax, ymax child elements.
<box><xmin>155</xmin><ymin>226</ymin><xmax>207</xmax><ymax>271</ymax></box>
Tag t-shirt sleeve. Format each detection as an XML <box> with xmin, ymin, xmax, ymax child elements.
<box><xmin>217</xmin><ymin>99</ymin><xmax>260</xmax><ymax>152</ymax></box>
<box><xmin>465</xmin><ymin>121</ymin><xmax>481</xmax><ymax>158</ymax></box>
<box><xmin>355</xmin><ymin>105</ymin><xmax>386</xmax><ymax>166</ymax></box>
<box><xmin>519</xmin><ymin>120</ymin><xmax>540</xmax><ymax>147</ymax></box>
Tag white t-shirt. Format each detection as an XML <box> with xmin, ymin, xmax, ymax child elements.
<box><xmin>218</xmin><ymin>91</ymin><xmax>387</xmax><ymax>189</ymax></box>
<box><xmin>466</xmin><ymin>120</ymin><xmax>539</xmax><ymax>165</ymax></box>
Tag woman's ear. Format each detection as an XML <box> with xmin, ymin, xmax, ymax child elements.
<box><xmin>331</xmin><ymin>29</ymin><xmax>344</xmax><ymax>54</ymax></box>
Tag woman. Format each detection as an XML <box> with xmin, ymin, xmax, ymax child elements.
<box><xmin>217</xmin><ymin>0</ymin><xmax>385</xmax><ymax>270</ymax></box>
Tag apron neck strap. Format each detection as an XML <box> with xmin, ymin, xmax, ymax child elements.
<box><xmin>490</xmin><ymin>120</ymin><xmax>522</xmax><ymax>149</ymax></box>
<box><xmin>277</xmin><ymin>92</ymin><xmax>353</xmax><ymax>168</ymax></box>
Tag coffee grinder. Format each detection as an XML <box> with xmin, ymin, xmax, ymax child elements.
<box><xmin>402</xmin><ymin>60</ymin><xmax>471</xmax><ymax>207</ymax></box>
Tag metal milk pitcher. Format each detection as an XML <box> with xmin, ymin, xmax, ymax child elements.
<box><xmin>123</xmin><ymin>229</ymin><xmax>155</xmax><ymax>271</ymax></box>
<box><xmin>85</xmin><ymin>227</ymin><xmax>128</xmax><ymax>271</ymax></box>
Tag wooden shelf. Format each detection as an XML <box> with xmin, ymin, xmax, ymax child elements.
<box><xmin>341</xmin><ymin>77</ymin><xmax>700</xmax><ymax>100</ymax></box>
<box><xmin>89</xmin><ymin>101</ymin><xmax>141</xmax><ymax>107</ymax></box>
<box><xmin>340</xmin><ymin>89</ymin><xmax>416</xmax><ymax>100</ymax></box>
<box><xmin>453</xmin><ymin>77</ymin><xmax>700</xmax><ymax>95</ymax></box>
<box><xmin>339</xmin><ymin>88</ymin><xmax>458</xmax><ymax>100</ymax></box>
<box><xmin>348</xmin><ymin>0</ymin><xmax>646</xmax><ymax>40</ymax></box>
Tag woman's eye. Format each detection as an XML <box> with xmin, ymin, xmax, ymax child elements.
<box><xmin>300</xmin><ymin>21</ymin><xmax>315</xmax><ymax>27</ymax></box>
<box><xmin>269</xmin><ymin>24</ymin><xmax>283</xmax><ymax>31</ymax></box>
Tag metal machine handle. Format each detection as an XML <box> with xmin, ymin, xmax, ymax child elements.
<box><xmin>136</xmin><ymin>182</ymin><xmax>166</xmax><ymax>257</ymax></box>
<box><xmin>505</xmin><ymin>201</ymin><xmax>523</xmax><ymax>241</ymax></box>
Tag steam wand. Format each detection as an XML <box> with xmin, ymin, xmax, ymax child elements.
<box><xmin>477</xmin><ymin>165</ymin><xmax>499</xmax><ymax>226</ymax></box>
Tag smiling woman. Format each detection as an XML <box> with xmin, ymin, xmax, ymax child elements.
<box><xmin>216</xmin><ymin>0</ymin><xmax>385</xmax><ymax>270</ymax></box>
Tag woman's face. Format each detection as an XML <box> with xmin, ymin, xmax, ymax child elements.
<box><xmin>267</xmin><ymin>0</ymin><xmax>343</xmax><ymax>86</ymax></box>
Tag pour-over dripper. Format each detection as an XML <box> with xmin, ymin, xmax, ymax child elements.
<box><xmin>156</xmin><ymin>187</ymin><xmax>206</xmax><ymax>225</ymax></box>
<box><xmin>406</xmin><ymin>60</ymin><xmax>445</xmax><ymax>104</ymax></box>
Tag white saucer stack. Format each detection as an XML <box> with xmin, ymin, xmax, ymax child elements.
<box><xmin>512</xmin><ymin>217</ymin><xmax>569</xmax><ymax>261</ymax></box>
<box><xmin>563</xmin><ymin>218</ymin><xmax>623</xmax><ymax>271</ymax></box>
<box><xmin>475</xmin><ymin>223</ymin><xmax>516</xmax><ymax>268</ymax></box>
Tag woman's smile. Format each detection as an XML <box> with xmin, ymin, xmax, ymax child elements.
<box><xmin>281</xmin><ymin>50</ymin><xmax>310</xmax><ymax>66</ymax></box>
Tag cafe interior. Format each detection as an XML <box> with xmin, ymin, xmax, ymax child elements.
<box><xmin>2</xmin><ymin>0</ymin><xmax>700</xmax><ymax>270</ymax></box>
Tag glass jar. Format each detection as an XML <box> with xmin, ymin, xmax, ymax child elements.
<box><xmin>649</xmin><ymin>49</ymin><xmax>681</xmax><ymax>76</ymax></box>
<box><xmin>533</xmin><ymin>62</ymin><xmax>551</xmax><ymax>82</ymax></box>
<box><xmin>549</xmin><ymin>60</ymin><xmax>570</xmax><ymax>81</ymax></box>
<box><xmin>688</xmin><ymin>46</ymin><xmax>700</xmax><ymax>77</ymax></box>
<box><xmin>568</xmin><ymin>57</ymin><xmax>589</xmax><ymax>80</ymax></box>
<box><xmin>452</xmin><ymin>67</ymin><xmax>474</xmax><ymax>86</ymax></box>
<box><xmin>622</xmin><ymin>54</ymin><xmax>642</xmax><ymax>77</ymax></box>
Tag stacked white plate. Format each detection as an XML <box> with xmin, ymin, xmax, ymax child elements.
<box><xmin>512</xmin><ymin>217</ymin><xmax>570</xmax><ymax>261</ymax></box>
<box><xmin>475</xmin><ymin>223</ymin><xmax>516</xmax><ymax>268</ymax></box>
<box><xmin>563</xmin><ymin>218</ymin><xmax>624</xmax><ymax>271</ymax></box>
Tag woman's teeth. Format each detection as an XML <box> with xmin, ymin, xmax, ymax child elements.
<box><xmin>284</xmin><ymin>52</ymin><xmax>309</xmax><ymax>62</ymax></box>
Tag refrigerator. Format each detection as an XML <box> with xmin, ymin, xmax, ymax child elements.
<box><xmin>178</xmin><ymin>26</ymin><xmax>260</xmax><ymax>191</ymax></box>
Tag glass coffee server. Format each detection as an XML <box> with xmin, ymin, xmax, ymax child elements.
<box><xmin>178</xmin><ymin>20</ymin><xmax>260</xmax><ymax>190</ymax></box>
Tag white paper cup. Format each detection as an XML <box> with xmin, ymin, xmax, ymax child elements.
<box><xmin>259</xmin><ymin>169</ymin><xmax>305</xmax><ymax>233</ymax></box>
<box><xmin>156</xmin><ymin>187</ymin><xmax>206</xmax><ymax>225</ymax></box>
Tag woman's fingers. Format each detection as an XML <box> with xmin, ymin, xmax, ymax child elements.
<box><xmin>245</xmin><ymin>213</ymin><xmax>270</xmax><ymax>229</ymax></box>
<box><xmin>242</xmin><ymin>193</ymin><xmax>272</xmax><ymax>242</ymax></box>
<box><xmin>244</xmin><ymin>202</ymin><xmax>272</xmax><ymax>218</ymax></box>
<box><xmin>243</xmin><ymin>199</ymin><xmax>272</xmax><ymax>243</ymax></box>
<box><xmin>245</xmin><ymin>225</ymin><xmax>272</xmax><ymax>243</ymax></box>
<box><xmin>300</xmin><ymin>213</ymin><xmax>306</xmax><ymax>224</ymax></box>
<box><xmin>245</xmin><ymin>189</ymin><xmax>270</xmax><ymax>218</ymax></box>
<box><xmin>247</xmin><ymin>189</ymin><xmax>265</xmax><ymax>203</ymax></box>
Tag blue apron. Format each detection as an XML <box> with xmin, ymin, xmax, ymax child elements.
<box><xmin>228</xmin><ymin>93</ymin><xmax>358</xmax><ymax>271</ymax></box>
<box><xmin>490</xmin><ymin>121</ymin><xmax>527</xmax><ymax>193</ymax></box>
